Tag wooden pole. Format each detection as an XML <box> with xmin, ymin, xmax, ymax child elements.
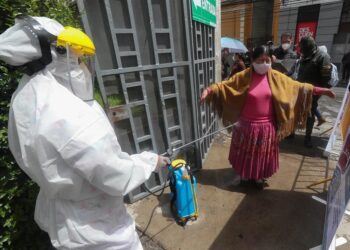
<box><xmin>307</xmin><ymin>177</ymin><xmax>333</xmax><ymax>188</ymax></box>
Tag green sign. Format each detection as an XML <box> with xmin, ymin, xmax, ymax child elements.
<box><xmin>192</xmin><ymin>0</ymin><xmax>216</xmax><ymax>27</ymax></box>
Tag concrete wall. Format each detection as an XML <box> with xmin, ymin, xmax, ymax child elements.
<box><xmin>251</xmin><ymin>0</ymin><xmax>274</xmax><ymax>46</ymax></box>
<box><xmin>278</xmin><ymin>8</ymin><xmax>298</xmax><ymax>42</ymax></box>
<box><xmin>331</xmin><ymin>34</ymin><xmax>350</xmax><ymax>69</ymax></box>
<box><xmin>316</xmin><ymin>1</ymin><xmax>343</xmax><ymax>53</ymax></box>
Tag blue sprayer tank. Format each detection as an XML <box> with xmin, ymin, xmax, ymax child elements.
<box><xmin>168</xmin><ymin>159</ymin><xmax>198</xmax><ymax>225</ymax></box>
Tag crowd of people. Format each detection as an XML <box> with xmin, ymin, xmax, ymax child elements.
<box><xmin>215</xmin><ymin>32</ymin><xmax>341</xmax><ymax>189</ymax></box>
<box><xmin>221</xmin><ymin>32</ymin><xmax>344</xmax><ymax>147</ymax></box>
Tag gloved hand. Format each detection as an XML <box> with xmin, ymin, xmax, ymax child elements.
<box><xmin>155</xmin><ymin>155</ymin><xmax>171</xmax><ymax>172</ymax></box>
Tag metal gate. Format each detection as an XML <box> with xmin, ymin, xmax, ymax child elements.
<box><xmin>191</xmin><ymin>18</ymin><xmax>217</xmax><ymax>160</ymax></box>
<box><xmin>77</xmin><ymin>0</ymin><xmax>217</xmax><ymax>202</ymax></box>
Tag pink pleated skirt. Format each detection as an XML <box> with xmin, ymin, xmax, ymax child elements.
<box><xmin>229</xmin><ymin>118</ymin><xmax>279</xmax><ymax>180</ymax></box>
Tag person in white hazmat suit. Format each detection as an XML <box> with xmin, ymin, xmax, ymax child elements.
<box><xmin>0</xmin><ymin>16</ymin><xmax>170</xmax><ymax>249</ymax></box>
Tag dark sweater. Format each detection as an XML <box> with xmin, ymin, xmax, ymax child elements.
<box><xmin>297</xmin><ymin>49</ymin><xmax>332</xmax><ymax>87</ymax></box>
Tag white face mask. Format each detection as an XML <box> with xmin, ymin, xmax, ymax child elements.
<box><xmin>282</xmin><ymin>43</ymin><xmax>291</xmax><ymax>51</ymax></box>
<box><xmin>49</xmin><ymin>49</ymin><xmax>94</xmax><ymax>102</ymax></box>
<box><xmin>252</xmin><ymin>62</ymin><xmax>271</xmax><ymax>75</ymax></box>
<box><xmin>67</xmin><ymin>62</ymin><xmax>94</xmax><ymax>101</ymax></box>
<box><xmin>65</xmin><ymin>45</ymin><xmax>94</xmax><ymax>101</ymax></box>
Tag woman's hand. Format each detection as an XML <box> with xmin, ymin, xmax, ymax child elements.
<box><xmin>313</xmin><ymin>87</ymin><xmax>336</xmax><ymax>98</ymax></box>
<box><xmin>200</xmin><ymin>87</ymin><xmax>211</xmax><ymax>104</ymax></box>
<box><xmin>324</xmin><ymin>89</ymin><xmax>336</xmax><ymax>98</ymax></box>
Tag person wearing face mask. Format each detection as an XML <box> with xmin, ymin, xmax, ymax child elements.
<box><xmin>297</xmin><ymin>36</ymin><xmax>333</xmax><ymax>148</ymax></box>
<box><xmin>0</xmin><ymin>16</ymin><xmax>170</xmax><ymax>249</ymax></box>
<box><xmin>200</xmin><ymin>45</ymin><xmax>335</xmax><ymax>190</ymax></box>
<box><xmin>273</xmin><ymin>32</ymin><xmax>297</xmax><ymax>60</ymax></box>
<box><xmin>272</xmin><ymin>32</ymin><xmax>297</xmax><ymax>74</ymax></box>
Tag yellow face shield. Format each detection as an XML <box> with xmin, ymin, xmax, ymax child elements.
<box><xmin>57</xmin><ymin>27</ymin><xmax>95</xmax><ymax>56</ymax></box>
<box><xmin>56</xmin><ymin>27</ymin><xmax>96</xmax><ymax>102</ymax></box>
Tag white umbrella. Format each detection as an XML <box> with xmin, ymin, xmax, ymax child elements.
<box><xmin>221</xmin><ymin>37</ymin><xmax>248</xmax><ymax>53</ymax></box>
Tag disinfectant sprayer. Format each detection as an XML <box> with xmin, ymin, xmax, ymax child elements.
<box><xmin>141</xmin><ymin>123</ymin><xmax>234</xmax><ymax>226</ymax></box>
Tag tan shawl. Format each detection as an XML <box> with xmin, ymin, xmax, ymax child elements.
<box><xmin>208</xmin><ymin>68</ymin><xmax>314</xmax><ymax>140</ymax></box>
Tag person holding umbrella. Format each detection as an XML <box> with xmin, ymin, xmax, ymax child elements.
<box><xmin>221</xmin><ymin>37</ymin><xmax>248</xmax><ymax>79</ymax></box>
<box><xmin>201</xmin><ymin>45</ymin><xmax>335</xmax><ymax>190</ymax></box>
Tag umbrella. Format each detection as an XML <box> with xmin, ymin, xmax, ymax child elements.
<box><xmin>221</xmin><ymin>37</ymin><xmax>248</xmax><ymax>53</ymax></box>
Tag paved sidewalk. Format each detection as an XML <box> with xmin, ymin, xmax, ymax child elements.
<box><xmin>129</xmin><ymin>87</ymin><xmax>350</xmax><ymax>250</ymax></box>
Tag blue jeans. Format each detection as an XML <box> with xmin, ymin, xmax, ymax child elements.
<box><xmin>315</xmin><ymin>108</ymin><xmax>321</xmax><ymax>120</ymax></box>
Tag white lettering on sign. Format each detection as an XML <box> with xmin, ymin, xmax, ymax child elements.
<box><xmin>194</xmin><ymin>0</ymin><xmax>215</xmax><ymax>15</ymax></box>
<box><xmin>193</xmin><ymin>0</ymin><xmax>201</xmax><ymax>8</ymax></box>
<box><xmin>201</xmin><ymin>0</ymin><xmax>216</xmax><ymax>15</ymax></box>
<box><xmin>299</xmin><ymin>27</ymin><xmax>314</xmax><ymax>41</ymax></box>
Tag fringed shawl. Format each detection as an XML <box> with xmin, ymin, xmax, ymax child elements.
<box><xmin>208</xmin><ymin>68</ymin><xmax>314</xmax><ymax>141</ymax></box>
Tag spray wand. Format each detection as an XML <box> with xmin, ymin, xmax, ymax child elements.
<box><xmin>141</xmin><ymin>123</ymin><xmax>234</xmax><ymax>196</ymax></box>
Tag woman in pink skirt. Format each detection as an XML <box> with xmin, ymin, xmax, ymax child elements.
<box><xmin>201</xmin><ymin>46</ymin><xmax>335</xmax><ymax>190</ymax></box>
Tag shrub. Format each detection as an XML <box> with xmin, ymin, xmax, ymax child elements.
<box><xmin>0</xmin><ymin>1</ymin><xmax>81</xmax><ymax>248</ymax></box>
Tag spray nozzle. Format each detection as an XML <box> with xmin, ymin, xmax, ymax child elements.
<box><xmin>167</xmin><ymin>147</ymin><xmax>174</xmax><ymax>157</ymax></box>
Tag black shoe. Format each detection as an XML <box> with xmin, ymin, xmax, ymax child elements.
<box><xmin>254</xmin><ymin>179</ymin><xmax>266</xmax><ymax>190</ymax></box>
<box><xmin>304</xmin><ymin>139</ymin><xmax>313</xmax><ymax>148</ymax></box>
<box><xmin>240</xmin><ymin>179</ymin><xmax>250</xmax><ymax>187</ymax></box>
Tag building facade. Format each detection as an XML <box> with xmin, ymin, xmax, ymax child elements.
<box><xmin>278</xmin><ymin>0</ymin><xmax>346</xmax><ymax>68</ymax></box>
<box><xmin>222</xmin><ymin>0</ymin><xmax>349</xmax><ymax>72</ymax></box>
<box><xmin>221</xmin><ymin>0</ymin><xmax>281</xmax><ymax>49</ymax></box>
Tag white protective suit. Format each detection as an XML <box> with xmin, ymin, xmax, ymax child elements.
<box><xmin>1</xmin><ymin>17</ymin><xmax>158</xmax><ymax>249</ymax></box>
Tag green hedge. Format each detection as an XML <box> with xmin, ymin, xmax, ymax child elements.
<box><xmin>0</xmin><ymin>1</ymin><xmax>81</xmax><ymax>249</ymax></box>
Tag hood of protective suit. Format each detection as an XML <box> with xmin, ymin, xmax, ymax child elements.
<box><xmin>0</xmin><ymin>17</ymin><xmax>64</xmax><ymax>66</ymax></box>
<box><xmin>0</xmin><ymin>16</ymin><xmax>93</xmax><ymax>101</ymax></box>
